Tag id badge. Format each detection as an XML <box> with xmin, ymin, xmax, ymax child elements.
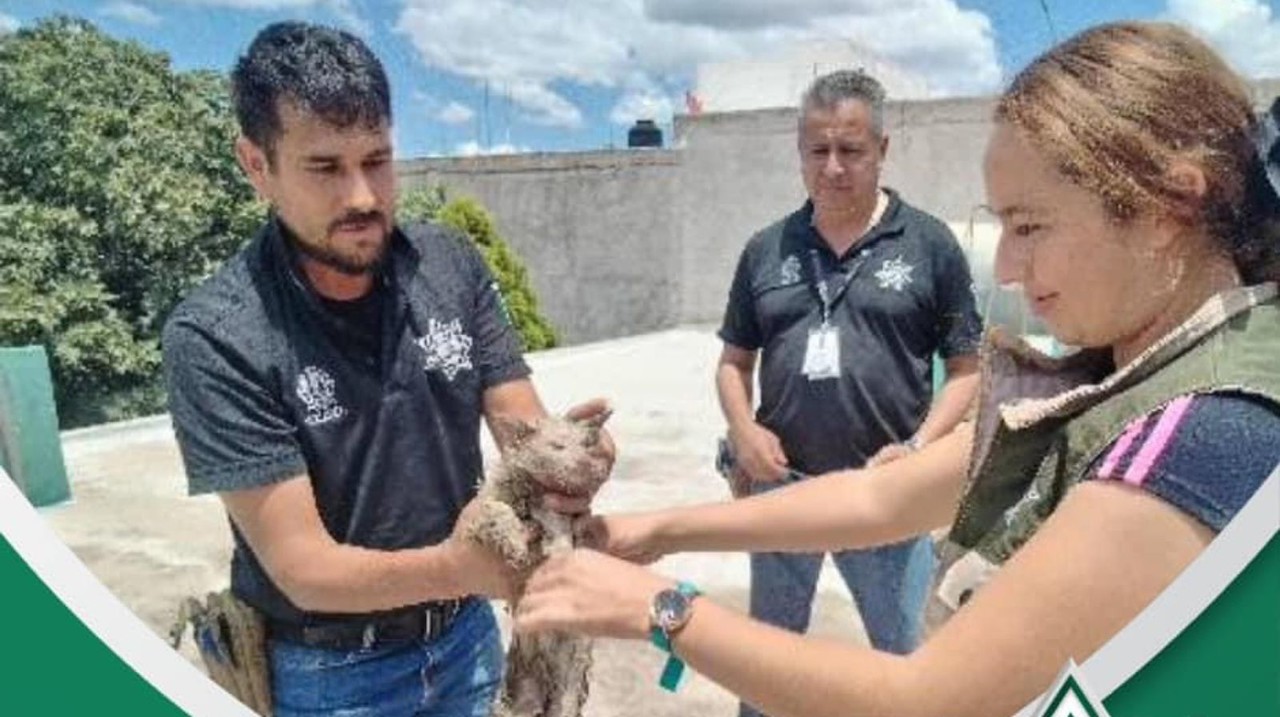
<box><xmin>801</xmin><ymin>324</ymin><xmax>840</xmax><ymax>381</ymax></box>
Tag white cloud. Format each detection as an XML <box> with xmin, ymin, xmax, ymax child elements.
<box><xmin>645</xmin><ymin>0</ymin><xmax>900</xmax><ymax>30</ymax></box>
<box><xmin>507</xmin><ymin>80</ymin><xmax>583</xmax><ymax>127</ymax></box>
<box><xmin>453</xmin><ymin>140</ymin><xmax>533</xmax><ymax>156</ymax></box>
<box><xmin>437</xmin><ymin>101</ymin><xmax>475</xmax><ymax>125</ymax></box>
<box><xmin>610</xmin><ymin>89</ymin><xmax>674</xmax><ymax>125</ymax></box>
<box><xmin>100</xmin><ymin>2</ymin><xmax>163</xmax><ymax>26</ymax></box>
<box><xmin>0</xmin><ymin>12</ymin><xmax>19</xmax><ymax>35</ymax></box>
<box><xmin>395</xmin><ymin>0</ymin><xmax>1000</xmax><ymax>127</ymax></box>
<box><xmin>839</xmin><ymin>1</ymin><xmax>1000</xmax><ymax>95</ymax></box>
<box><xmin>164</xmin><ymin>0</ymin><xmax>369</xmax><ymax>35</ymax></box>
<box><xmin>1165</xmin><ymin>0</ymin><xmax>1280</xmax><ymax>77</ymax></box>
<box><xmin>163</xmin><ymin>0</ymin><xmax>316</xmax><ymax>7</ymax></box>
<box><xmin>323</xmin><ymin>0</ymin><xmax>369</xmax><ymax>35</ymax></box>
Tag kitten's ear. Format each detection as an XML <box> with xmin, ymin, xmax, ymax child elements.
<box><xmin>491</xmin><ymin>414</ymin><xmax>537</xmax><ymax>449</ymax></box>
<box><xmin>565</xmin><ymin>398</ymin><xmax>612</xmax><ymax>430</ymax></box>
<box><xmin>579</xmin><ymin>409</ymin><xmax>612</xmax><ymax>432</ymax></box>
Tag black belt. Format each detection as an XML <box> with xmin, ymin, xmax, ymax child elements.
<box><xmin>268</xmin><ymin>599</ymin><xmax>468</xmax><ymax>650</ymax></box>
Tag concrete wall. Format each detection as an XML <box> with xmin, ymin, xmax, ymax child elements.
<box><xmin>397</xmin><ymin>79</ymin><xmax>1279</xmax><ymax>345</ymax></box>
<box><xmin>399</xmin><ymin>151</ymin><xmax>683</xmax><ymax>345</ymax></box>
<box><xmin>671</xmin><ymin>107</ymin><xmax>808</xmax><ymax>328</ymax></box>
<box><xmin>672</xmin><ymin>95</ymin><xmax>995</xmax><ymax>324</ymax></box>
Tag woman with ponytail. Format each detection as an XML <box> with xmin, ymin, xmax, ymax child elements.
<box><xmin>513</xmin><ymin>23</ymin><xmax>1280</xmax><ymax>717</ymax></box>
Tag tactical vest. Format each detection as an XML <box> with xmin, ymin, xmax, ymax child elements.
<box><xmin>933</xmin><ymin>283</ymin><xmax>1280</xmax><ymax>613</ymax></box>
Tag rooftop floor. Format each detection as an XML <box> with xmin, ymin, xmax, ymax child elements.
<box><xmin>44</xmin><ymin>326</ymin><xmax>869</xmax><ymax>716</ymax></box>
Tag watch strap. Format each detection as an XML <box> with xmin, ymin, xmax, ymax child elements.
<box><xmin>658</xmin><ymin>653</ymin><xmax>687</xmax><ymax>692</ymax></box>
<box><xmin>650</xmin><ymin>580</ymin><xmax>701</xmax><ymax>692</ymax></box>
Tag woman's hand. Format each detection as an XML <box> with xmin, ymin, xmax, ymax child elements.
<box><xmin>574</xmin><ymin>512</ymin><xmax>668</xmax><ymax>564</ymax></box>
<box><xmin>513</xmin><ymin>549</ymin><xmax>674</xmax><ymax>640</ymax></box>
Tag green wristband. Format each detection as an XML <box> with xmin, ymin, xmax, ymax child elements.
<box><xmin>659</xmin><ymin>653</ymin><xmax>686</xmax><ymax>692</ymax></box>
<box><xmin>649</xmin><ymin>580</ymin><xmax>701</xmax><ymax>692</ymax></box>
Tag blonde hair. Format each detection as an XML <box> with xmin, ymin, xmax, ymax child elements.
<box><xmin>997</xmin><ymin>21</ymin><xmax>1279</xmax><ymax>283</ymax></box>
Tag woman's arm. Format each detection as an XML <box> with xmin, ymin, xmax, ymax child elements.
<box><xmin>521</xmin><ymin>479</ymin><xmax>1212</xmax><ymax>717</ymax></box>
<box><xmin>590</xmin><ymin>423</ymin><xmax>973</xmax><ymax>562</ymax></box>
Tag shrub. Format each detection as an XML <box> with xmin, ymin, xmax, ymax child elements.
<box><xmin>398</xmin><ymin>185</ymin><xmax>558</xmax><ymax>351</ymax></box>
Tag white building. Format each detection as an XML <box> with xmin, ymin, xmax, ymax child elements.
<box><xmin>693</xmin><ymin>39</ymin><xmax>930</xmax><ymax>113</ymax></box>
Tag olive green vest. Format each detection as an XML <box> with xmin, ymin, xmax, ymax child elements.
<box><xmin>933</xmin><ymin>284</ymin><xmax>1280</xmax><ymax>613</ymax></box>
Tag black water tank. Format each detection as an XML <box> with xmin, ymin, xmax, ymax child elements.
<box><xmin>627</xmin><ymin>119</ymin><xmax>663</xmax><ymax>148</ymax></box>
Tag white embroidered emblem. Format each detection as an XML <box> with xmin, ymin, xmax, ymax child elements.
<box><xmin>415</xmin><ymin>317</ymin><xmax>474</xmax><ymax>380</ymax></box>
<box><xmin>779</xmin><ymin>254</ymin><xmax>802</xmax><ymax>285</ymax></box>
<box><xmin>295</xmin><ymin>366</ymin><xmax>347</xmax><ymax>426</ymax></box>
<box><xmin>875</xmin><ymin>256</ymin><xmax>915</xmax><ymax>291</ymax></box>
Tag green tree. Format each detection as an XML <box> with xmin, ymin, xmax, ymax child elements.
<box><xmin>0</xmin><ymin>16</ymin><xmax>260</xmax><ymax>427</ymax></box>
<box><xmin>396</xmin><ymin>183</ymin><xmax>446</xmax><ymax>225</ymax></box>
<box><xmin>398</xmin><ymin>185</ymin><xmax>558</xmax><ymax>351</ymax></box>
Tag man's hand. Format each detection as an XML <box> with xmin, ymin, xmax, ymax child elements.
<box><xmin>565</xmin><ymin>396</ymin><xmax>617</xmax><ymax>473</ymax></box>
<box><xmin>565</xmin><ymin>396</ymin><xmax>613</xmax><ymax>427</ymax></box>
<box><xmin>728</xmin><ymin>422</ymin><xmax>790</xmax><ymax>485</ymax></box>
<box><xmin>866</xmin><ymin>442</ymin><xmax>915</xmax><ymax>468</ymax></box>
<box><xmin>575</xmin><ymin>512</ymin><xmax>667</xmax><ymax>565</ymax></box>
<box><xmin>539</xmin><ymin>397</ymin><xmax>617</xmax><ymax>516</ymax></box>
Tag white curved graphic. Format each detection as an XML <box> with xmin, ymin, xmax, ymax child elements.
<box><xmin>0</xmin><ymin>466</ymin><xmax>254</xmax><ymax>716</ymax></box>
<box><xmin>1014</xmin><ymin>465</ymin><xmax>1279</xmax><ymax>716</ymax></box>
<box><xmin>0</xmin><ymin>461</ymin><xmax>1275</xmax><ymax>716</ymax></box>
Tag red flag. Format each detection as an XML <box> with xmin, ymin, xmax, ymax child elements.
<box><xmin>684</xmin><ymin>90</ymin><xmax>703</xmax><ymax>115</ymax></box>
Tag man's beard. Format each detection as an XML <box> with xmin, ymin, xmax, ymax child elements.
<box><xmin>292</xmin><ymin>211</ymin><xmax>391</xmax><ymax>276</ymax></box>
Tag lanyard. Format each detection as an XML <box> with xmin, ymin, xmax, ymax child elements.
<box><xmin>808</xmin><ymin>248</ymin><xmax>869</xmax><ymax>325</ymax></box>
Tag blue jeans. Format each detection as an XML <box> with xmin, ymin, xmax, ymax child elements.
<box><xmin>740</xmin><ymin>482</ymin><xmax>935</xmax><ymax>717</ymax></box>
<box><xmin>270</xmin><ymin>600</ymin><xmax>504</xmax><ymax>717</ymax></box>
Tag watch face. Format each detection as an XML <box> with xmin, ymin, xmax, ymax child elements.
<box><xmin>653</xmin><ymin>589</ymin><xmax>691</xmax><ymax>630</ymax></box>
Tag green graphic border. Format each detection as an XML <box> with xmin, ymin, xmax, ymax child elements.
<box><xmin>1105</xmin><ymin>532</ymin><xmax>1280</xmax><ymax>715</ymax></box>
<box><xmin>0</xmin><ymin>535</ymin><xmax>183</xmax><ymax>716</ymax></box>
<box><xmin>0</xmin><ymin>523</ymin><xmax>1275</xmax><ymax>715</ymax></box>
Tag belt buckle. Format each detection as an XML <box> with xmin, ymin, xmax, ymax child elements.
<box><xmin>423</xmin><ymin>599</ymin><xmax>460</xmax><ymax>642</ymax></box>
<box><xmin>423</xmin><ymin>604</ymin><xmax>442</xmax><ymax>642</ymax></box>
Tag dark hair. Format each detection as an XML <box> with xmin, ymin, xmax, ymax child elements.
<box><xmin>800</xmin><ymin>69</ymin><xmax>886</xmax><ymax>136</ymax></box>
<box><xmin>997</xmin><ymin>21</ymin><xmax>1280</xmax><ymax>284</ymax></box>
<box><xmin>231</xmin><ymin>21</ymin><xmax>391</xmax><ymax>160</ymax></box>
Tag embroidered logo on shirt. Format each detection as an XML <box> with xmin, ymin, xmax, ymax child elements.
<box><xmin>491</xmin><ymin>280</ymin><xmax>514</xmax><ymax>327</ymax></box>
<box><xmin>779</xmin><ymin>254</ymin><xmax>802</xmax><ymax>285</ymax></box>
<box><xmin>296</xmin><ymin>366</ymin><xmax>347</xmax><ymax>426</ymax></box>
<box><xmin>416</xmin><ymin>317</ymin><xmax>474</xmax><ymax>381</ymax></box>
<box><xmin>874</xmin><ymin>256</ymin><xmax>915</xmax><ymax>291</ymax></box>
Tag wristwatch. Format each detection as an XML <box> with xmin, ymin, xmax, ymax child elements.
<box><xmin>649</xmin><ymin>580</ymin><xmax>701</xmax><ymax>691</ymax></box>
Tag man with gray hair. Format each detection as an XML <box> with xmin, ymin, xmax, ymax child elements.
<box><xmin>715</xmin><ymin>68</ymin><xmax>981</xmax><ymax>716</ymax></box>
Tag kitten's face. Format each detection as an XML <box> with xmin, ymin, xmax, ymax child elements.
<box><xmin>507</xmin><ymin>415</ymin><xmax>611</xmax><ymax>496</ymax></box>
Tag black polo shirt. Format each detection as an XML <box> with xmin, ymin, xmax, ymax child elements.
<box><xmin>162</xmin><ymin>217</ymin><xmax>529</xmax><ymax>624</ymax></box>
<box><xmin>719</xmin><ymin>190</ymin><xmax>982</xmax><ymax>474</ymax></box>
